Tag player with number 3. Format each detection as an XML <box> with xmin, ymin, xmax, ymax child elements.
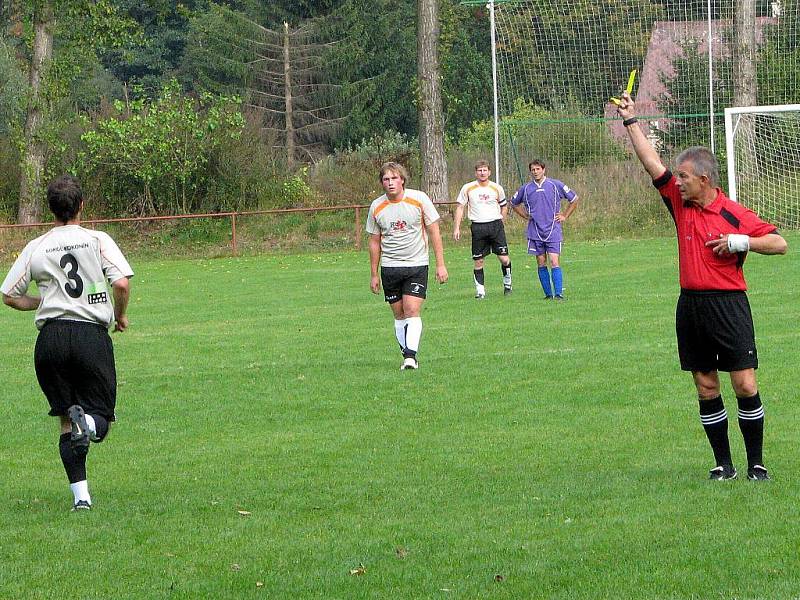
<box><xmin>2</xmin><ymin>174</ymin><xmax>133</xmax><ymax>510</ymax></box>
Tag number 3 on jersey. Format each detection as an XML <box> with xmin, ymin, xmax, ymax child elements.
<box><xmin>60</xmin><ymin>253</ymin><xmax>84</xmax><ymax>298</ymax></box>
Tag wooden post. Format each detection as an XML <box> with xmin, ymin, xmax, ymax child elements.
<box><xmin>355</xmin><ymin>207</ymin><xmax>362</xmax><ymax>250</ymax></box>
<box><xmin>231</xmin><ymin>213</ymin><xmax>238</xmax><ymax>256</ymax></box>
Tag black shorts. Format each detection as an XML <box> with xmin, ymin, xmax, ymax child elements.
<box><xmin>676</xmin><ymin>290</ymin><xmax>758</xmax><ymax>372</ymax></box>
<box><xmin>471</xmin><ymin>220</ymin><xmax>509</xmax><ymax>260</ymax></box>
<box><xmin>381</xmin><ymin>265</ymin><xmax>429</xmax><ymax>304</ymax></box>
<box><xmin>34</xmin><ymin>319</ymin><xmax>118</xmax><ymax>421</ymax></box>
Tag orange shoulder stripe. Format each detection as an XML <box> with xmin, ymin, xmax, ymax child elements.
<box><xmin>372</xmin><ymin>199</ymin><xmax>392</xmax><ymax>218</ymax></box>
<box><xmin>402</xmin><ymin>198</ymin><xmax>423</xmax><ymax>210</ymax></box>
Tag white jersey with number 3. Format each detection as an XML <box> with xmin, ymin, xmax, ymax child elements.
<box><xmin>1</xmin><ymin>225</ymin><xmax>133</xmax><ymax>329</ymax></box>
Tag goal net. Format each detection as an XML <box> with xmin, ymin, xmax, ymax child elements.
<box><xmin>725</xmin><ymin>104</ymin><xmax>800</xmax><ymax>229</ymax></box>
<box><xmin>486</xmin><ymin>0</ymin><xmax>800</xmax><ymax>221</ymax></box>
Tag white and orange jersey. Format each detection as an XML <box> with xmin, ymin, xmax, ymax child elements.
<box><xmin>365</xmin><ymin>188</ymin><xmax>441</xmax><ymax>267</ymax></box>
<box><xmin>456</xmin><ymin>180</ymin><xmax>506</xmax><ymax>223</ymax></box>
<box><xmin>1</xmin><ymin>225</ymin><xmax>133</xmax><ymax>329</ymax></box>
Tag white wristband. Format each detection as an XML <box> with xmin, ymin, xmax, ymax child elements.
<box><xmin>727</xmin><ymin>234</ymin><xmax>750</xmax><ymax>252</ymax></box>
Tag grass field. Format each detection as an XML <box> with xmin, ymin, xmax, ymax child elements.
<box><xmin>1</xmin><ymin>233</ymin><xmax>799</xmax><ymax>599</ymax></box>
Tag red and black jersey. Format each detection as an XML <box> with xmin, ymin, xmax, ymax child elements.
<box><xmin>654</xmin><ymin>170</ymin><xmax>778</xmax><ymax>291</ymax></box>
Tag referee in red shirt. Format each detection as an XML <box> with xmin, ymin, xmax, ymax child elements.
<box><xmin>617</xmin><ymin>92</ymin><xmax>788</xmax><ymax>481</ymax></box>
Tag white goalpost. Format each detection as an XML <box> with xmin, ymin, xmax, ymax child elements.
<box><xmin>724</xmin><ymin>104</ymin><xmax>800</xmax><ymax>229</ymax></box>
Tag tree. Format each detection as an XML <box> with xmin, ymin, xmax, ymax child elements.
<box><xmin>11</xmin><ymin>0</ymin><xmax>138</xmax><ymax>223</ymax></box>
<box><xmin>183</xmin><ymin>5</ymin><xmax>349</xmax><ymax>168</ymax></box>
<box><xmin>733</xmin><ymin>0</ymin><xmax>757</xmax><ymax>107</ymax></box>
<box><xmin>17</xmin><ymin>2</ymin><xmax>53</xmax><ymax>224</ymax></box>
<box><xmin>254</xmin><ymin>19</ymin><xmax>344</xmax><ymax>168</ymax></box>
<box><xmin>417</xmin><ymin>0</ymin><xmax>448</xmax><ymax>203</ymax></box>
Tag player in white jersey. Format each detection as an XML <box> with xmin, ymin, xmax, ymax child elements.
<box><xmin>366</xmin><ymin>162</ymin><xmax>448</xmax><ymax>370</ymax></box>
<box><xmin>2</xmin><ymin>175</ymin><xmax>133</xmax><ymax>511</ymax></box>
<box><xmin>453</xmin><ymin>160</ymin><xmax>512</xmax><ymax>298</ymax></box>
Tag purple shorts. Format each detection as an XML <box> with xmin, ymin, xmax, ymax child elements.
<box><xmin>527</xmin><ymin>239</ymin><xmax>562</xmax><ymax>256</ymax></box>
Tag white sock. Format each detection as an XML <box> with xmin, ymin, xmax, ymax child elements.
<box><xmin>405</xmin><ymin>317</ymin><xmax>423</xmax><ymax>354</ymax></box>
<box><xmin>394</xmin><ymin>319</ymin><xmax>407</xmax><ymax>351</ymax></box>
<box><xmin>84</xmin><ymin>414</ymin><xmax>98</xmax><ymax>440</ymax></box>
<box><xmin>70</xmin><ymin>480</ymin><xmax>91</xmax><ymax>504</ymax></box>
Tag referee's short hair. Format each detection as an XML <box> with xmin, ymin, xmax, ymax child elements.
<box><xmin>379</xmin><ymin>162</ymin><xmax>409</xmax><ymax>185</ymax></box>
<box><xmin>48</xmin><ymin>175</ymin><xmax>83</xmax><ymax>222</ymax></box>
<box><xmin>675</xmin><ymin>146</ymin><xmax>720</xmax><ymax>187</ymax></box>
<box><xmin>475</xmin><ymin>159</ymin><xmax>490</xmax><ymax>170</ymax></box>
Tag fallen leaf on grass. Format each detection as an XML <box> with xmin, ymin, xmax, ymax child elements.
<box><xmin>231</xmin><ymin>564</ymin><xmax>241</xmax><ymax>571</ymax></box>
<box><xmin>349</xmin><ymin>563</ymin><xmax>366</xmax><ymax>576</ymax></box>
<box><xmin>256</xmin><ymin>582</ymin><xmax>264</xmax><ymax>588</ymax></box>
<box><xmin>494</xmin><ymin>574</ymin><xmax>505</xmax><ymax>582</ymax></box>
<box><xmin>238</xmin><ymin>510</ymin><xmax>252</xmax><ymax>516</ymax></box>
<box><xmin>395</xmin><ymin>547</ymin><xmax>408</xmax><ymax>559</ymax></box>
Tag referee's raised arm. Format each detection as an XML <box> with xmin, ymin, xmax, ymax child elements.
<box><xmin>616</xmin><ymin>91</ymin><xmax>666</xmax><ymax>181</ymax></box>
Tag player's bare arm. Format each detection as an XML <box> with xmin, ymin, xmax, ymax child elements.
<box><xmin>426</xmin><ymin>220</ymin><xmax>449</xmax><ymax>284</ymax></box>
<box><xmin>556</xmin><ymin>197</ymin><xmax>579</xmax><ymax>222</ymax></box>
<box><xmin>500</xmin><ymin>204</ymin><xmax>509</xmax><ymax>220</ymax></box>
<box><xmin>453</xmin><ymin>203</ymin><xmax>465</xmax><ymax>241</ymax></box>
<box><xmin>2</xmin><ymin>293</ymin><xmax>41</xmax><ymax>311</ymax></box>
<box><xmin>512</xmin><ymin>204</ymin><xmax>529</xmax><ymax>220</ymax></box>
<box><xmin>112</xmin><ymin>277</ymin><xmax>130</xmax><ymax>332</ymax></box>
<box><xmin>617</xmin><ymin>92</ymin><xmax>666</xmax><ymax>180</ymax></box>
<box><xmin>706</xmin><ymin>232</ymin><xmax>788</xmax><ymax>257</ymax></box>
<box><xmin>368</xmin><ymin>232</ymin><xmax>382</xmax><ymax>294</ymax></box>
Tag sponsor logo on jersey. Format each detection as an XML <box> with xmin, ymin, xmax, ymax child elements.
<box><xmin>390</xmin><ymin>220</ymin><xmax>408</xmax><ymax>232</ymax></box>
<box><xmin>46</xmin><ymin>243</ymin><xmax>90</xmax><ymax>253</ymax></box>
<box><xmin>88</xmin><ymin>292</ymin><xmax>108</xmax><ymax>304</ymax></box>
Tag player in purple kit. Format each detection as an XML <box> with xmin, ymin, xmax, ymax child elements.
<box><xmin>511</xmin><ymin>160</ymin><xmax>579</xmax><ymax>300</ymax></box>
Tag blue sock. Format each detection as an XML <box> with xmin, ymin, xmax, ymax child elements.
<box><xmin>537</xmin><ymin>266</ymin><xmax>552</xmax><ymax>297</ymax></box>
<box><xmin>552</xmin><ymin>267</ymin><xmax>563</xmax><ymax>296</ymax></box>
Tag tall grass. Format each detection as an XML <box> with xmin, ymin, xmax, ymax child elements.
<box><xmin>0</xmin><ymin>234</ymin><xmax>797</xmax><ymax>598</ymax></box>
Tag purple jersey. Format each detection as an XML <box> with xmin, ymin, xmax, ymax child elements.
<box><xmin>511</xmin><ymin>177</ymin><xmax>577</xmax><ymax>242</ymax></box>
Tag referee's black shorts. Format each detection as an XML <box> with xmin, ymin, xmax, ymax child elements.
<box><xmin>676</xmin><ymin>290</ymin><xmax>758</xmax><ymax>372</ymax></box>
<box><xmin>34</xmin><ymin>319</ymin><xmax>117</xmax><ymax>421</ymax></box>
<box><xmin>470</xmin><ymin>220</ymin><xmax>509</xmax><ymax>260</ymax></box>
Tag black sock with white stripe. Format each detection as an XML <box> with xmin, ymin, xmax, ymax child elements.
<box><xmin>737</xmin><ymin>393</ymin><xmax>764</xmax><ymax>468</ymax></box>
<box><xmin>699</xmin><ymin>396</ymin><xmax>733</xmax><ymax>468</ymax></box>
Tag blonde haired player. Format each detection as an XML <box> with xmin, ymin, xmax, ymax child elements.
<box><xmin>366</xmin><ymin>162</ymin><xmax>448</xmax><ymax>370</ymax></box>
<box><xmin>453</xmin><ymin>160</ymin><xmax>512</xmax><ymax>298</ymax></box>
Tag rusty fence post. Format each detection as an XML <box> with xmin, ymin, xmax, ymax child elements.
<box><xmin>354</xmin><ymin>207</ymin><xmax>361</xmax><ymax>250</ymax></box>
<box><xmin>231</xmin><ymin>213</ymin><xmax>238</xmax><ymax>256</ymax></box>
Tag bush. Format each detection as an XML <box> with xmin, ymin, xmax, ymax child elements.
<box><xmin>77</xmin><ymin>80</ymin><xmax>245</xmax><ymax>216</ymax></box>
<box><xmin>309</xmin><ymin>130</ymin><xmax>421</xmax><ymax>205</ymax></box>
<box><xmin>457</xmin><ymin>99</ymin><xmax>628</xmax><ymax>170</ymax></box>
